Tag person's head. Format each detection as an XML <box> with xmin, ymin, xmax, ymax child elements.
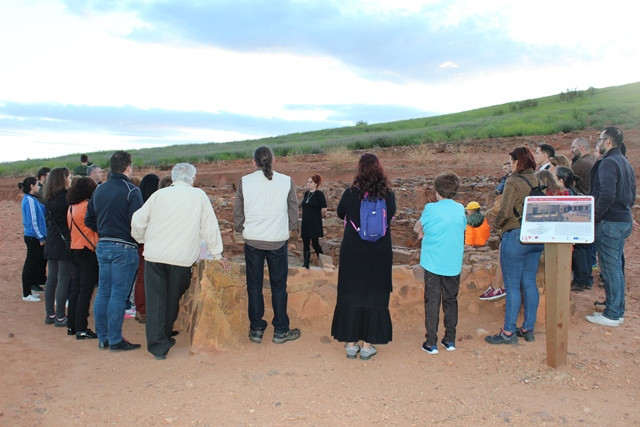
<box><xmin>306</xmin><ymin>174</ymin><xmax>322</xmax><ymax>190</ymax></box>
<box><xmin>570</xmin><ymin>137</ymin><xmax>591</xmax><ymax>159</ymax></box>
<box><xmin>139</xmin><ymin>173</ymin><xmax>160</xmax><ymax>202</ymax></box>
<box><xmin>158</xmin><ymin>175</ymin><xmax>173</xmax><ymax>189</ymax></box>
<box><xmin>555</xmin><ymin>166</ymin><xmax>581</xmax><ymax>191</ymax></box>
<box><xmin>465</xmin><ymin>201</ymin><xmax>481</xmax><ymax>214</ymax></box>
<box><xmin>535</xmin><ymin>143</ymin><xmax>555</xmax><ymax>165</ymax></box>
<box><xmin>109</xmin><ymin>150</ymin><xmax>132</xmax><ymax>175</ymax></box>
<box><xmin>129</xmin><ymin>176</ymin><xmax>141</xmax><ymax>186</ymax></box>
<box><xmin>536</xmin><ymin>169</ymin><xmax>561</xmax><ymax>192</ymax></box>
<box><xmin>172</xmin><ymin>163</ymin><xmax>196</xmax><ymax>186</ymax></box>
<box><xmin>253</xmin><ymin>146</ymin><xmax>274</xmax><ymax>180</ymax></box>
<box><xmin>87</xmin><ymin>164</ymin><xmax>102</xmax><ymax>184</ymax></box>
<box><xmin>18</xmin><ymin>177</ymin><xmax>38</xmax><ymax>195</ymax></box>
<box><xmin>598</xmin><ymin>126</ymin><xmax>624</xmax><ymax>156</ymax></box>
<box><xmin>42</xmin><ymin>167</ymin><xmax>71</xmax><ymax>200</ymax></box>
<box><xmin>501</xmin><ymin>162</ymin><xmax>511</xmax><ymax>175</ymax></box>
<box><xmin>80</xmin><ymin>154</ymin><xmax>89</xmax><ymax>164</ymax></box>
<box><xmin>548</xmin><ymin>154</ymin><xmax>571</xmax><ymax>174</ymax></box>
<box><xmin>66</xmin><ymin>176</ymin><xmax>97</xmax><ymax>205</ymax></box>
<box><xmin>433</xmin><ymin>172</ymin><xmax>459</xmax><ymax>199</ymax></box>
<box><xmin>509</xmin><ymin>147</ymin><xmax>537</xmax><ymax>173</ymax></box>
<box><xmin>37</xmin><ymin>167</ymin><xmax>51</xmax><ymax>184</ymax></box>
<box><xmin>352</xmin><ymin>152</ymin><xmax>391</xmax><ymax>200</ymax></box>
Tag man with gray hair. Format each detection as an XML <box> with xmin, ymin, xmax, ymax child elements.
<box><xmin>570</xmin><ymin>137</ymin><xmax>595</xmax><ymax>195</ymax></box>
<box><xmin>131</xmin><ymin>163</ymin><xmax>230</xmax><ymax>360</ymax></box>
<box><xmin>87</xmin><ymin>164</ymin><xmax>103</xmax><ymax>185</ymax></box>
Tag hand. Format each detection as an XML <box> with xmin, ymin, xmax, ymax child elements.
<box><xmin>633</xmin><ymin>220</ymin><xmax>639</xmax><ymax>231</ymax></box>
<box><xmin>218</xmin><ymin>257</ymin><xmax>231</xmax><ymax>271</ymax></box>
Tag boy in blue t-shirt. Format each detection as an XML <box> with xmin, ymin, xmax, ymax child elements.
<box><xmin>413</xmin><ymin>172</ymin><xmax>466</xmax><ymax>354</ymax></box>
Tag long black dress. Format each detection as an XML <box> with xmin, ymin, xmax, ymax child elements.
<box><xmin>331</xmin><ymin>187</ymin><xmax>396</xmax><ymax>344</ymax></box>
<box><xmin>300</xmin><ymin>190</ymin><xmax>327</xmax><ymax>238</ymax></box>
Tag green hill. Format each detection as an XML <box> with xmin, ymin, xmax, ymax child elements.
<box><xmin>2</xmin><ymin>82</ymin><xmax>639</xmax><ymax>176</ymax></box>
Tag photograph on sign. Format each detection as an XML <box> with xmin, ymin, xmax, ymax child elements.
<box><xmin>520</xmin><ymin>196</ymin><xmax>594</xmax><ymax>243</ymax></box>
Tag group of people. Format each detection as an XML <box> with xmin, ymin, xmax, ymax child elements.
<box><xmin>18</xmin><ymin>126</ymin><xmax>636</xmax><ymax>361</ymax></box>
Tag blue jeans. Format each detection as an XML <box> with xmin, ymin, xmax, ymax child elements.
<box><xmin>500</xmin><ymin>229</ymin><xmax>543</xmax><ymax>333</ymax></box>
<box><xmin>244</xmin><ymin>243</ymin><xmax>290</xmax><ymax>333</ymax></box>
<box><xmin>596</xmin><ymin>221</ymin><xmax>632</xmax><ymax>320</ymax></box>
<box><xmin>94</xmin><ymin>241</ymin><xmax>139</xmax><ymax>344</ymax></box>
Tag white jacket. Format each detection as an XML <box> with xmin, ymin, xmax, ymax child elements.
<box><xmin>131</xmin><ymin>181</ymin><xmax>223</xmax><ymax>267</ymax></box>
<box><xmin>241</xmin><ymin>171</ymin><xmax>292</xmax><ymax>242</ymax></box>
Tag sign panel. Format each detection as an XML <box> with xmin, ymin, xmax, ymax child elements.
<box><xmin>520</xmin><ymin>196</ymin><xmax>594</xmax><ymax>244</ymax></box>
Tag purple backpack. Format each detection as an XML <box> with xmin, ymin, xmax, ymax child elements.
<box><xmin>349</xmin><ymin>192</ymin><xmax>388</xmax><ymax>242</ymax></box>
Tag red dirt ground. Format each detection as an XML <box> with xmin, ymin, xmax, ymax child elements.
<box><xmin>1</xmin><ymin>130</ymin><xmax>639</xmax><ymax>425</ymax></box>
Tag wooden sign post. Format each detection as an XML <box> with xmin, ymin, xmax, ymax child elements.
<box><xmin>520</xmin><ymin>195</ymin><xmax>595</xmax><ymax>368</ymax></box>
<box><xmin>543</xmin><ymin>243</ymin><xmax>572</xmax><ymax>368</ymax></box>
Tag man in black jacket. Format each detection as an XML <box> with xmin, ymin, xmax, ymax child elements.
<box><xmin>585</xmin><ymin>127</ymin><xmax>636</xmax><ymax>328</ymax></box>
<box><xmin>86</xmin><ymin>151</ymin><xmax>143</xmax><ymax>350</ymax></box>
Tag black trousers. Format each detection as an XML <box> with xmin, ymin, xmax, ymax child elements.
<box><xmin>302</xmin><ymin>236</ymin><xmax>323</xmax><ymax>255</ymax></box>
<box><xmin>68</xmin><ymin>248</ymin><xmax>98</xmax><ymax>331</ymax></box>
<box><xmin>424</xmin><ymin>269</ymin><xmax>460</xmax><ymax>346</ymax></box>
<box><xmin>145</xmin><ymin>261</ymin><xmax>192</xmax><ymax>357</ymax></box>
<box><xmin>22</xmin><ymin>236</ymin><xmax>46</xmax><ymax>297</ymax></box>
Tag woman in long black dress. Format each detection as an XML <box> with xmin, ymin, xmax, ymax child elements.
<box><xmin>300</xmin><ymin>174</ymin><xmax>327</xmax><ymax>268</ymax></box>
<box><xmin>331</xmin><ymin>153</ymin><xmax>396</xmax><ymax>360</ymax></box>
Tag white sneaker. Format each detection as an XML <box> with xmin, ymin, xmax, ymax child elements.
<box><xmin>586</xmin><ymin>313</ymin><xmax>620</xmax><ymax>327</ymax></box>
<box><xmin>591</xmin><ymin>312</ymin><xmax>624</xmax><ymax>324</ymax></box>
<box><xmin>22</xmin><ymin>294</ymin><xmax>41</xmax><ymax>302</ymax></box>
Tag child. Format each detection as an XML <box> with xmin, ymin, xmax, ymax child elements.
<box><xmin>464</xmin><ymin>201</ymin><xmax>490</xmax><ymax>247</ymax></box>
<box><xmin>413</xmin><ymin>173</ymin><xmax>466</xmax><ymax>354</ymax></box>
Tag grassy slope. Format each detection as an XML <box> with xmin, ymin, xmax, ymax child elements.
<box><xmin>2</xmin><ymin>82</ymin><xmax>639</xmax><ymax>176</ymax></box>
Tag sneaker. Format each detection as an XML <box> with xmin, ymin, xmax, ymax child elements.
<box><xmin>22</xmin><ymin>294</ymin><xmax>41</xmax><ymax>302</ymax></box>
<box><xmin>485</xmin><ymin>330</ymin><xmax>518</xmax><ymax>345</ymax></box>
<box><xmin>272</xmin><ymin>328</ymin><xmax>301</xmax><ymax>344</ymax></box>
<box><xmin>54</xmin><ymin>317</ymin><xmax>67</xmax><ymax>327</ymax></box>
<box><xmin>44</xmin><ymin>315</ymin><xmax>55</xmax><ymax>325</ymax></box>
<box><xmin>421</xmin><ymin>342</ymin><xmax>439</xmax><ymax>354</ymax></box>
<box><xmin>360</xmin><ymin>345</ymin><xmax>377</xmax><ymax>360</ymax></box>
<box><xmin>31</xmin><ymin>284</ymin><xmax>45</xmax><ymax>293</ymax></box>
<box><xmin>124</xmin><ymin>307</ymin><xmax>136</xmax><ymax>319</ymax></box>
<box><xmin>515</xmin><ymin>327</ymin><xmax>535</xmax><ymax>342</ymax></box>
<box><xmin>586</xmin><ymin>313</ymin><xmax>619</xmax><ymax>327</ymax></box>
<box><xmin>248</xmin><ymin>329</ymin><xmax>264</xmax><ymax>343</ymax></box>
<box><xmin>571</xmin><ymin>283</ymin><xmax>586</xmax><ymax>292</ymax></box>
<box><xmin>345</xmin><ymin>344</ymin><xmax>361</xmax><ymax>359</ymax></box>
<box><xmin>478</xmin><ymin>286</ymin><xmax>495</xmax><ymax>301</ymax></box>
<box><xmin>440</xmin><ymin>340</ymin><xmax>456</xmax><ymax>351</ymax></box>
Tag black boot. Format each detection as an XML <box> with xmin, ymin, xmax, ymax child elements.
<box><xmin>303</xmin><ymin>250</ymin><xmax>311</xmax><ymax>269</ymax></box>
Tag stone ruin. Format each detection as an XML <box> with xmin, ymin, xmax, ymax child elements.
<box><xmin>177</xmin><ymin>172</ymin><xmax>552</xmax><ymax>352</ymax></box>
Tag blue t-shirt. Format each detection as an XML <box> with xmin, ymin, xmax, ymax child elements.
<box><xmin>418</xmin><ymin>199</ymin><xmax>466</xmax><ymax>276</ymax></box>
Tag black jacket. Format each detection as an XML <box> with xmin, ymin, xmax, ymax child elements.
<box><xmin>590</xmin><ymin>147</ymin><xmax>636</xmax><ymax>223</ymax></box>
<box><xmin>44</xmin><ymin>190</ymin><xmax>71</xmax><ymax>261</ymax></box>
<box><xmin>85</xmin><ymin>173</ymin><xmax>143</xmax><ymax>245</ymax></box>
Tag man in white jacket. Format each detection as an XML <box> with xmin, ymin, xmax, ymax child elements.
<box><xmin>233</xmin><ymin>146</ymin><xmax>301</xmax><ymax>344</ymax></box>
<box><xmin>131</xmin><ymin>163</ymin><xmax>229</xmax><ymax>360</ymax></box>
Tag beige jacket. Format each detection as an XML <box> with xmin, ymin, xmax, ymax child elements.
<box><xmin>131</xmin><ymin>181</ymin><xmax>223</xmax><ymax>267</ymax></box>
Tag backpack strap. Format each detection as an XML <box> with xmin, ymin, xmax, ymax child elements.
<box><xmin>511</xmin><ymin>175</ymin><xmax>544</xmax><ymax>222</ymax></box>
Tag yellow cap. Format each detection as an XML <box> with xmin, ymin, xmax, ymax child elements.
<box><xmin>465</xmin><ymin>201</ymin><xmax>481</xmax><ymax>210</ymax></box>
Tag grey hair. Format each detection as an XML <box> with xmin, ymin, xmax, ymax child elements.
<box><xmin>87</xmin><ymin>164</ymin><xmax>101</xmax><ymax>175</ymax></box>
<box><xmin>171</xmin><ymin>163</ymin><xmax>196</xmax><ymax>185</ymax></box>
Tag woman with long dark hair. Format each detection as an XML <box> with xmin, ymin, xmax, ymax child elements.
<box><xmin>486</xmin><ymin>147</ymin><xmax>544</xmax><ymax>344</ymax></box>
<box><xmin>43</xmin><ymin>167</ymin><xmax>73</xmax><ymax>327</ymax></box>
<box><xmin>19</xmin><ymin>177</ymin><xmax>47</xmax><ymax>301</ymax></box>
<box><xmin>300</xmin><ymin>174</ymin><xmax>327</xmax><ymax>268</ymax></box>
<box><xmin>331</xmin><ymin>153</ymin><xmax>396</xmax><ymax>360</ymax></box>
<box><xmin>66</xmin><ymin>177</ymin><xmax>99</xmax><ymax>339</ymax></box>
<box><xmin>132</xmin><ymin>173</ymin><xmax>160</xmax><ymax>323</ymax></box>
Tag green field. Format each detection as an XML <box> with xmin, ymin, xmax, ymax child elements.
<box><xmin>2</xmin><ymin>82</ymin><xmax>639</xmax><ymax>177</ymax></box>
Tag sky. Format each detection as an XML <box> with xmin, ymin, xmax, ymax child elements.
<box><xmin>1</xmin><ymin>0</ymin><xmax>639</xmax><ymax>163</ymax></box>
